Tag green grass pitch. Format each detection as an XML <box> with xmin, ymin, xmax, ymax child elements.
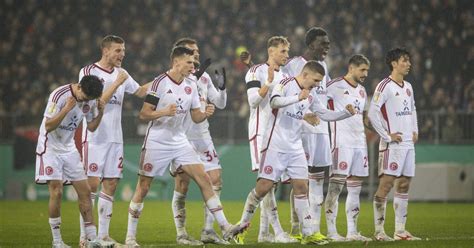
<box><xmin>0</xmin><ymin>201</ymin><xmax>473</xmax><ymax>247</ymax></box>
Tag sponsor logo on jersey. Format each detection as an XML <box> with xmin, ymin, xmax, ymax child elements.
<box><xmin>45</xmin><ymin>166</ymin><xmax>54</xmax><ymax>175</ymax></box>
<box><xmin>286</xmin><ymin>103</ymin><xmax>305</xmax><ymax>120</ymax></box>
<box><xmin>108</xmin><ymin>95</ymin><xmax>122</xmax><ymax>105</ymax></box>
<box><xmin>354</xmin><ymin>99</ymin><xmax>361</xmax><ymax>114</ymax></box>
<box><xmin>395</xmin><ymin>100</ymin><xmax>412</xmax><ymax>116</ymax></box>
<box><xmin>167</xmin><ymin>89</ymin><xmax>173</xmax><ymax>94</ymax></box>
<box><xmin>185</xmin><ymin>86</ymin><xmax>192</xmax><ymax>95</ymax></box>
<box><xmin>175</xmin><ymin>98</ymin><xmax>187</xmax><ymax>114</ymax></box>
<box><xmin>395</xmin><ymin>92</ymin><xmax>400</xmax><ymax>96</ymax></box>
<box><xmin>59</xmin><ymin>115</ymin><xmax>79</xmax><ymax>131</ymax></box>
<box><xmin>344</xmin><ymin>90</ymin><xmax>350</xmax><ymax>95</ymax></box>
<box><xmin>89</xmin><ymin>163</ymin><xmax>98</xmax><ymax>172</ymax></box>
<box><xmin>315</xmin><ymin>85</ymin><xmax>327</xmax><ymax>95</ymax></box>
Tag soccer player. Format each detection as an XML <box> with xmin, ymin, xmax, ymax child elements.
<box><xmin>236</xmin><ymin>61</ymin><xmax>355</xmax><ymax>245</ymax></box>
<box><xmin>168</xmin><ymin>38</ymin><xmax>228</xmax><ymax>245</ymax></box>
<box><xmin>368</xmin><ymin>48</ymin><xmax>421</xmax><ymax>241</ymax></box>
<box><xmin>324</xmin><ymin>54</ymin><xmax>372</xmax><ymax>241</ymax></box>
<box><xmin>78</xmin><ymin>35</ymin><xmax>150</xmax><ymax>246</ymax></box>
<box><xmin>124</xmin><ymin>46</ymin><xmax>245</xmax><ymax>247</ymax></box>
<box><xmin>34</xmin><ymin>75</ymin><xmax>112</xmax><ymax>248</ymax></box>
<box><xmin>244</xmin><ymin>36</ymin><xmax>295</xmax><ymax>243</ymax></box>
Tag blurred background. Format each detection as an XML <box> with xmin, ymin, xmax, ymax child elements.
<box><xmin>0</xmin><ymin>0</ymin><xmax>473</xmax><ymax>202</ymax></box>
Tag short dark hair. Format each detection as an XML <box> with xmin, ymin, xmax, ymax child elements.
<box><xmin>80</xmin><ymin>75</ymin><xmax>103</xmax><ymax>99</ymax></box>
<box><xmin>349</xmin><ymin>54</ymin><xmax>371</xmax><ymax>67</ymax></box>
<box><xmin>174</xmin><ymin>37</ymin><xmax>197</xmax><ymax>48</ymax></box>
<box><xmin>170</xmin><ymin>46</ymin><xmax>194</xmax><ymax>61</ymax></box>
<box><xmin>385</xmin><ymin>47</ymin><xmax>410</xmax><ymax>71</ymax></box>
<box><xmin>101</xmin><ymin>35</ymin><xmax>124</xmax><ymax>49</ymax></box>
<box><xmin>305</xmin><ymin>27</ymin><xmax>328</xmax><ymax>46</ymax></box>
<box><xmin>267</xmin><ymin>36</ymin><xmax>290</xmax><ymax>48</ymax></box>
<box><xmin>302</xmin><ymin>60</ymin><xmax>325</xmax><ymax>76</ymax></box>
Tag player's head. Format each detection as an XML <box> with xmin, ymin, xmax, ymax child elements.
<box><xmin>267</xmin><ymin>36</ymin><xmax>290</xmax><ymax>66</ymax></box>
<box><xmin>299</xmin><ymin>60</ymin><xmax>325</xmax><ymax>90</ymax></box>
<box><xmin>100</xmin><ymin>35</ymin><xmax>125</xmax><ymax>68</ymax></box>
<box><xmin>170</xmin><ymin>46</ymin><xmax>195</xmax><ymax>77</ymax></box>
<box><xmin>77</xmin><ymin>75</ymin><xmax>103</xmax><ymax>101</ymax></box>
<box><xmin>386</xmin><ymin>47</ymin><xmax>411</xmax><ymax>75</ymax></box>
<box><xmin>348</xmin><ymin>54</ymin><xmax>370</xmax><ymax>84</ymax></box>
<box><xmin>174</xmin><ymin>38</ymin><xmax>200</xmax><ymax>67</ymax></box>
<box><xmin>305</xmin><ymin>27</ymin><xmax>330</xmax><ymax>61</ymax></box>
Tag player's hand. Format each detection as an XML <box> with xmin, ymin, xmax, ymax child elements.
<box><xmin>266</xmin><ymin>65</ymin><xmax>275</xmax><ymax>85</ymax></box>
<box><xmin>345</xmin><ymin>104</ymin><xmax>356</xmax><ymax>115</ymax></box>
<box><xmin>240</xmin><ymin>51</ymin><xmax>253</xmax><ymax>68</ymax></box>
<box><xmin>97</xmin><ymin>99</ymin><xmax>105</xmax><ymax>113</ymax></box>
<box><xmin>389</xmin><ymin>132</ymin><xmax>403</xmax><ymax>143</ymax></box>
<box><xmin>303</xmin><ymin>113</ymin><xmax>320</xmax><ymax>126</ymax></box>
<box><xmin>205</xmin><ymin>104</ymin><xmax>215</xmax><ymax>117</ymax></box>
<box><xmin>413</xmin><ymin>132</ymin><xmax>418</xmax><ymax>143</ymax></box>
<box><xmin>299</xmin><ymin>89</ymin><xmax>310</xmax><ymax>100</ymax></box>
<box><xmin>165</xmin><ymin>104</ymin><xmax>177</xmax><ymax>116</ymax></box>
<box><xmin>116</xmin><ymin>69</ymin><xmax>129</xmax><ymax>85</ymax></box>
<box><xmin>194</xmin><ymin>58</ymin><xmax>212</xmax><ymax>80</ymax></box>
<box><xmin>214</xmin><ymin>68</ymin><xmax>226</xmax><ymax>90</ymax></box>
<box><xmin>64</xmin><ymin>96</ymin><xmax>77</xmax><ymax>112</ymax></box>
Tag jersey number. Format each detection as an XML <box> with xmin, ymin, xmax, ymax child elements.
<box><xmin>205</xmin><ymin>150</ymin><xmax>218</xmax><ymax>162</ymax></box>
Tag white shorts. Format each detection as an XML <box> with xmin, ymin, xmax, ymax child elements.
<box><xmin>249</xmin><ymin>135</ymin><xmax>263</xmax><ymax>172</ymax></box>
<box><xmin>331</xmin><ymin>147</ymin><xmax>369</xmax><ymax>177</ymax></box>
<box><xmin>302</xmin><ymin>133</ymin><xmax>332</xmax><ymax>167</ymax></box>
<box><xmin>83</xmin><ymin>142</ymin><xmax>123</xmax><ymax>178</ymax></box>
<box><xmin>139</xmin><ymin>144</ymin><xmax>202</xmax><ymax>177</ymax></box>
<box><xmin>189</xmin><ymin>139</ymin><xmax>221</xmax><ymax>172</ymax></box>
<box><xmin>378</xmin><ymin>148</ymin><xmax>415</xmax><ymax>177</ymax></box>
<box><xmin>35</xmin><ymin>150</ymin><xmax>87</xmax><ymax>184</ymax></box>
<box><xmin>258</xmin><ymin>149</ymin><xmax>308</xmax><ymax>182</ymax></box>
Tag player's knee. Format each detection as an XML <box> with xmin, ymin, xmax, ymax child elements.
<box><xmin>293</xmin><ymin>182</ymin><xmax>308</xmax><ymax>195</ymax></box>
<box><xmin>210</xmin><ymin>176</ymin><xmax>222</xmax><ymax>188</ymax></box>
<box><xmin>49</xmin><ymin>185</ymin><xmax>63</xmax><ymax>198</ymax></box>
<box><xmin>379</xmin><ymin>181</ymin><xmax>394</xmax><ymax>195</ymax></box>
<box><xmin>396</xmin><ymin>179</ymin><xmax>410</xmax><ymax>193</ymax></box>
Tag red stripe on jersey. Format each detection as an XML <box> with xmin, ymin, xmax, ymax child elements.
<box><xmin>253</xmin><ymin>138</ymin><xmax>259</xmax><ymax>164</ymax></box>
<box><xmin>142</xmin><ymin>122</ymin><xmax>154</xmax><ymax>150</ymax></box>
<box><xmin>280</xmin><ymin>77</ymin><xmax>293</xmax><ymax>86</ymax></box>
<box><xmin>262</xmin><ymin>108</ymin><xmax>279</xmax><ymax>152</ymax></box>
<box><xmin>250</xmin><ymin>63</ymin><xmax>264</xmax><ymax>73</ymax></box>
<box><xmin>139</xmin><ymin>149</ymin><xmax>146</xmax><ymax>171</ymax></box>
<box><xmin>376</xmin><ymin>78</ymin><xmax>391</xmax><ymax>92</ymax></box>
<box><xmin>380</xmin><ymin>104</ymin><xmax>391</xmax><ymax>133</ymax></box>
<box><xmin>36</xmin><ymin>132</ymin><xmax>49</xmax><ymax>156</ymax></box>
<box><xmin>257</xmin><ymin>149</ymin><xmax>266</xmax><ymax>172</ymax></box>
<box><xmin>151</xmin><ymin>74</ymin><xmax>166</xmax><ymax>92</ymax></box>
<box><xmin>39</xmin><ymin>154</ymin><xmax>44</xmax><ymax>176</ymax></box>
<box><xmin>52</xmin><ymin>85</ymin><xmax>70</xmax><ymax>103</ymax></box>
<box><xmin>326</xmin><ymin>77</ymin><xmax>343</xmax><ymax>88</ymax></box>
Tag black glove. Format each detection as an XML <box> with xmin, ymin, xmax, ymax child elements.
<box><xmin>214</xmin><ymin>68</ymin><xmax>226</xmax><ymax>90</ymax></box>
<box><xmin>194</xmin><ymin>58</ymin><xmax>211</xmax><ymax>80</ymax></box>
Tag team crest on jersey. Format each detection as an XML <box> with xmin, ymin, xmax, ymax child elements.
<box><xmin>185</xmin><ymin>86</ymin><xmax>192</xmax><ymax>95</ymax></box>
<box><xmin>45</xmin><ymin>166</ymin><xmax>54</xmax><ymax>175</ymax></box>
<box><xmin>308</xmin><ymin>95</ymin><xmax>313</xmax><ymax>104</ymax></box>
<box><xmin>389</xmin><ymin>162</ymin><xmax>398</xmax><ymax>171</ymax></box>
<box><xmin>359</xmin><ymin>89</ymin><xmax>365</xmax><ymax>98</ymax></box>
<box><xmin>89</xmin><ymin>163</ymin><xmax>98</xmax><ymax>172</ymax></box>
<box><xmin>264</xmin><ymin>165</ymin><xmax>273</xmax><ymax>174</ymax></box>
<box><xmin>339</xmin><ymin>162</ymin><xmax>348</xmax><ymax>170</ymax></box>
<box><xmin>406</xmin><ymin>88</ymin><xmax>411</xmax><ymax>96</ymax></box>
<box><xmin>200</xmin><ymin>77</ymin><xmax>208</xmax><ymax>84</ymax></box>
<box><xmin>144</xmin><ymin>163</ymin><xmax>153</xmax><ymax>172</ymax></box>
<box><xmin>82</xmin><ymin>104</ymin><xmax>90</xmax><ymax>113</ymax></box>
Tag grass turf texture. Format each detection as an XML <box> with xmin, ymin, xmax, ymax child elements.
<box><xmin>0</xmin><ymin>201</ymin><xmax>473</xmax><ymax>247</ymax></box>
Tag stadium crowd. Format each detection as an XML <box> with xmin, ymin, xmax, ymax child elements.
<box><xmin>1</xmin><ymin>0</ymin><xmax>472</xmax><ymax>142</ymax></box>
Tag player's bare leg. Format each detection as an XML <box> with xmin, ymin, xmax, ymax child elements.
<box><xmin>125</xmin><ymin>175</ymin><xmax>153</xmax><ymax>247</ymax></box>
<box><xmin>79</xmin><ymin>177</ymin><xmax>98</xmax><ymax>246</ymax></box>
<box><xmin>48</xmin><ymin>180</ymin><xmax>68</xmax><ymax>247</ymax></box>
<box><xmin>324</xmin><ymin>174</ymin><xmax>346</xmax><ymax>241</ymax></box>
<box><xmin>373</xmin><ymin>174</ymin><xmax>396</xmax><ymax>241</ymax></box>
<box><xmin>393</xmin><ymin>176</ymin><xmax>420</xmax><ymax>240</ymax></box>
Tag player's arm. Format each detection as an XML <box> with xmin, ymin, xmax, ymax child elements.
<box><xmin>208</xmin><ymin>69</ymin><xmax>227</xmax><ymax>109</ymax></box>
<box><xmin>310</xmin><ymin>96</ymin><xmax>355</xmax><ymax>121</ymax></box>
<box><xmin>139</xmin><ymin>97</ymin><xmax>177</xmax><ymax>121</ymax></box>
<box><xmin>86</xmin><ymin>99</ymin><xmax>105</xmax><ymax>132</ymax></box>
<box><xmin>190</xmin><ymin>104</ymin><xmax>215</xmax><ymax>123</ymax></box>
<box><xmin>363</xmin><ymin>110</ymin><xmax>375</xmax><ymax>131</ymax></box>
<box><xmin>367</xmin><ymin>90</ymin><xmax>402</xmax><ymax>143</ymax></box>
<box><xmin>44</xmin><ymin>96</ymin><xmax>76</xmax><ymax>132</ymax></box>
<box><xmin>411</xmin><ymin>88</ymin><xmax>419</xmax><ymax>143</ymax></box>
<box><xmin>270</xmin><ymin>85</ymin><xmax>306</xmax><ymax>108</ymax></box>
<box><xmin>134</xmin><ymin>82</ymin><xmax>153</xmax><ymax>98</ymax></box>
<box><xmin>101</xmin><ymin>69</ymin><xmax>129</xmax><ymax>103</ymax></box>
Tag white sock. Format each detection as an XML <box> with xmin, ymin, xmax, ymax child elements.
<box><xmin>266</xmin><ymin>186</ymin><xmax>284</xmax><ymax>236</ymax></box>
<box><xmin>240</xmin><ymin>189</ymin><xmax>262</xmax><ymax>225</ymax></box>
<box><xmin>373</xmin><ymin>195</ymin><xmax>387</xmax><ymax>233</ymax></box>
<box><xmin>80</xmin><ymin>192</ymin><xmax>97</xmax><ymax>239</ymax></box>
<box><xmin>98</xmin><ymin>191</ymin><xmax>114</xmax><ymax>239</ymax></box>
<box><xmin>172</xmin><ymin>191</ymin><xmax>187</xmax><ymax>236</ymax></box>
<box><xmin>289</xmin><ymin>189</ymin><xmax>299</xmax><ymax>233</ymax></box>
<box><xmin>325</xmin><ymin>177</ymin><xmax>345</xmax><ymax>235</ymax></box>
<box><xmin>206</xmin><ymin>195</ymin><xmax>229</xmax><ymax>231</ymax></box>
<box><xmin>49</xmin><ymin>217</ymin><xmax>62</xmax><ymax>242</ymax></box>
<box><xmin>203</xmin><ymin>186</ymin><xmax>221</xmax><ymax>231</ymax></box>
<box><xmin>346</xmin><ymin>180</ymin><xmax>362</xmax><ymax>235</ymax></box>
<box><xmin>394</xmin><ymin>192</ymin><xmax>409</xmax><ymax>232</ymax></box>
<box><xmin>293</xmin><ymin>194</ymin><xmax>313</xmax><ymax>236</ymax></box>
<box><xmin>308</xmin><ymin>172</ymin><xmax>324</xmax><ymax>233</ymax></box>
<box><xmin>84</xmin><ymin>222</ymin><xmax>97</xmax><ymax>240</ymax></box>
<box><xmin>126</xmin><ymin>201</ymin><xmax>144</xmax><ymax>238</ymax></box>
<box><xmin>259</xmin><ymin>193</ymin><xmax>270</xmax><ymax>236</ymax></box>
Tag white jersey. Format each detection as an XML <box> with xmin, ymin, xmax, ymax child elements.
<box><xmin>326</xmin><ymin>77</ymin><xmax>368</xmax><ymax>148</ymax></box>
<box><xmin>143</xmin><ymin>73</ymin><xmax>201</xmax><ymax>150</ymax></box>
<box><xmin>369</xmin><ymin>77</ymin><xmax>418</xmax><ymax>149</ymax></box>
<box><xmin>245</xmin><ymin>63</ymin><xmax>289</xmax><ymax>141</ymax></box>
<box><xmin>282</xmin><ymin>56</ymin><xmax>331</xmax><ymax>134</ymax></box>
<box><xmin>79</xmin><ymin>63</ymin><xmax>140</xmax><ymax>144</ymax></box>
<box><xmin>186</xmin><ymin>71</ymin><xmax>226</xmax><ymax>140</ymax></box>
<box><xmin>36</xmin><ymin>84</ymin><xmax>98</xmax><ymax>154</ymax></box>
<box><xmin>262</xmin><ymin>77</ymin><xmax>351</xmax><ymax>153</ymax></box>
